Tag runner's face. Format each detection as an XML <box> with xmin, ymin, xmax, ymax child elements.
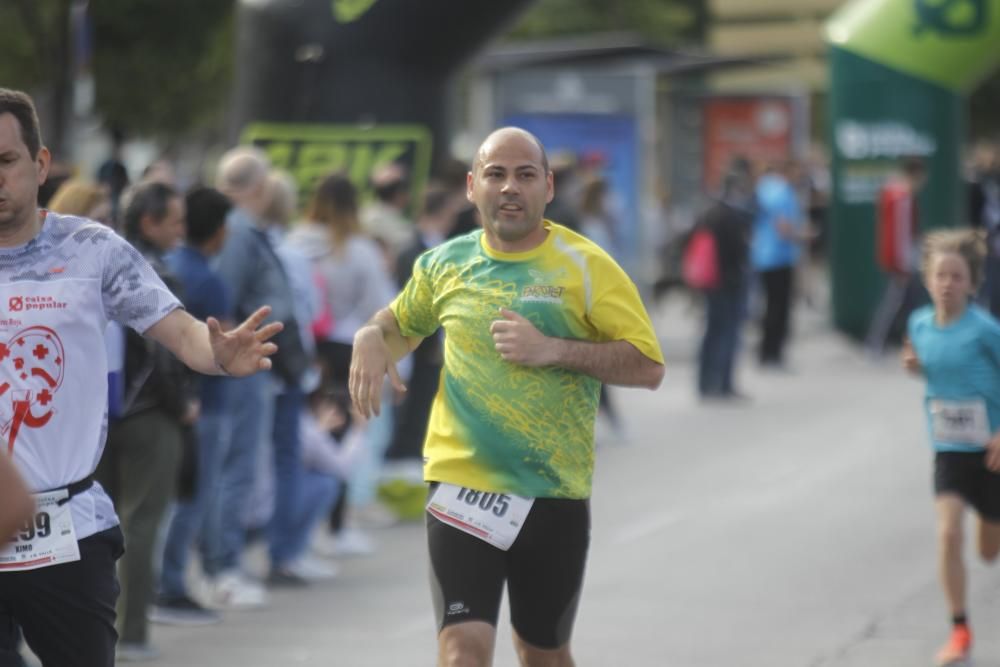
<box><xmin>0</xmin><ymin>113</ymin><xmax>49</xmax><ymax>234</ymax></box>
<box><xmin>927</xmin><ymin>252</ymin><xmax>973</xmax><ymax>314</ymax></box>
<box><xmin>468</xmin><ymin>132</ymin><xmax>553</xmax><ymax>249</ymax></box>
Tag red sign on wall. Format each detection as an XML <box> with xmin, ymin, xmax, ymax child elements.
<box><xmin>702</xmin><ymin>97</ymin><xmax>794</xmax><ymax>192</ymax></box>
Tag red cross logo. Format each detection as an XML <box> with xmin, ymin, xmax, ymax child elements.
<box><xmin>0</xmin><ymin>326</ymin><xmax>65</xmax><ymax>455</ymax></box>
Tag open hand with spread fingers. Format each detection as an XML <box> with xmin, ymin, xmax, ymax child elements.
<box><xmin>208</xmin><ymin>305</ymin><xmax>283</xmax><ymax>377</ymax></box>
<box><xmin>490</xmin><ymin>308</ymin><xmax>555</xmax><ymax>367</ymax></box>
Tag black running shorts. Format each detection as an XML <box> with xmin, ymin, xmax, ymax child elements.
<box><xmin>426</xmin><ymin>486</ymin><xmax>590</xmax><ymax>649</ymax></box>
<box><xmin>0</xmin><ymin>526</ymin><xmax>124</xmax><ymax>667</ymax></box>
<box><xmin>935</xmin><ymin>451</ymin><xmax>1000</xmax><ymax>522</ymax></box>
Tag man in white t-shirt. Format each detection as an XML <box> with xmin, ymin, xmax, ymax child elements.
<box><xmin>0</xmin><ymin>88</ymin><xmax>281</xmax><ymax>667</ymax></box>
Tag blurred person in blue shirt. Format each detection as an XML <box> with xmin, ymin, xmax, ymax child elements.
<box><xmin>152</xmin><ymin>186</ymin><xmax>233</xmax><ymax>626</ymax></box>
<box><xmin>751</xmin><ymin>161</ymin><xmax>806</xmax><ymax>368</ymax></box>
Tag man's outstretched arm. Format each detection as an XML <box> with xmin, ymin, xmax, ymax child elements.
<box><xmin>145</xmin><ymin>306</ymin><xmax>281</xmax><ymax>377</ymax></box>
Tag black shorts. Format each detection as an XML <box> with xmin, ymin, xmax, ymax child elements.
<box><xmin>426</xmin><ymin>486</ymin><xmax>590</xmax><ymax>649</ymax></box>
<box><xmin>934</xmin><ymin>451</ymin><xmax>1000</xmax><ymax>522</ymax></box>
<box><xmin>0</xmin><ymin>526</ymin><xmax>124</xmax><ymax>667</ymax></box>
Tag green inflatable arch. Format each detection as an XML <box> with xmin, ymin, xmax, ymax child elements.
<box><xmin>825</xmin><ymin>0</ymin><xmax>1000</xmax><ymax>338</ymax></box>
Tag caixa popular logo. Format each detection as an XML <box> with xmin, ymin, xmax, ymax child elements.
<box><xmin>915</xmin><ymin>0</ymin><xmax>987</xmax><ymax>36</ymax></box>
<box><xmin>8</xmin><ymin>297</ymin><xmax>23</xmax><ymax>313</ymax></box>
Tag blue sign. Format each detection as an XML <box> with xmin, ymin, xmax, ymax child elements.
<box><xmin>503</xmin><ymin>113</ymin><xmax>640</xmax><ymax>274</ymax></box>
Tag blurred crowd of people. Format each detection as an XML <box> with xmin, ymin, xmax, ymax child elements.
<box><xmin>683</xmin><ymin>136</ymin><xmax>1000</xmax><ymax>406</ymax></box>
<box><xmin>682</xmin><ymin>154</ymin><xmax>826</xmax><ymax>403</ymax></box>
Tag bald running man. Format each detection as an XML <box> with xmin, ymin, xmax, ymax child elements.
<box><xmin>350</xmin><ymin>127</ymin><xmax>664</xmax><ymax>666</ymax></box>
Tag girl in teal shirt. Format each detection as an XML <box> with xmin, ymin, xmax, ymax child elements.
<box><xmin>904</xmin><ymin>229</ymin><xmax>1000</xmax><ymax>666</ymax></box>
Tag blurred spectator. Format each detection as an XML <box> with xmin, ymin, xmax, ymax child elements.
<box><xmin>36</xmin><ymin>160</ymin><xmax>73</xmax><ymax>208</ymax></box>
<box><xmin>785</xmin><ymin>159</ymin><xmax>822</xmax><ymax>309</ymax></box>
<box><xmin>286</xmin><ymin>172</ymin><xmax>396</xmax><ymax>553</ymax></box>
<box><xmin>579</xmin><ymin>176</ymin><xmax>617</xmax><ymax>255</ymax></box>
<box><xmin>258</xmin><ymin>170</ymin><xmax>332</xmax><ymax>585</ymax></box>
<box><xmin>141</xmin><ymin>159</ymin><xmax>177</xmax><ymax>186</ymax></box>
<box><xmin>287</xmin><ymin>172</ymin><xmax>395</xmax><ymax>386</ymax></box>
<box><xmin>209</xmin><ymin>147</ymin><xmax>295</xmax><ymax>609</ymax></box>
<box><xmin>545</xmin><ymin>153</ymin><xmax>581</xmax><ymax>233</ymax></box>
<box><xmin>968</xmin><ymin>140</ymin><xmax>999</xmax><ymax>230</ymax></box>
<box><xmin>578</xmin><ymin>175</ymin><xmax>626</xmax><ymax>434</ymax></box>
<box><xmin>95</xmin><ymin>181</ymin><xmax>193</xmax><ymax>660</ymax></box>
<box><xmin>152</xmin><ymin>186</ymin><xmax>233</xmax><ymax>627</ymax></box>
<box><xmin>865</xmin><ymin>156</ymin><xmax>928</xmax><ymax>357</ymax></box>
<box><xmin>361</xmin><ymin>162</ymin><xmax>415</xmax><ymax>260</ymax></box>
<box><xmin>385</xmin><ymin>186</ymin><xmax>457</xmax><ymax>467</ymax></box>
<box><xmin>47</xmin><ymin>178</ymin><xmax>112</xmax><ymax>226</ymax></box>
<box><xmin>301</xmin><ymin>388</ymin><xmax>368</xmax><ymax>560</ymax></box>
<box><xmin>805</xmin><ymin>143</ymin><xmax>831</xmax><ymax>259</ymax></box>
<box><xmin>96</xmin><ymin>127</ymin><xmax>130</xmax><ymax>222</ymax></box>
<box><xmin>438</xmin><ymin>157</ymin><xmax>479</xmax><ymax>239</ymax></box>
<box><xmin>697</xmin><ymin>157</ymin><xmax>754</xmax><ymax>400</ymax></box>
<box><xmin>968</xmin><ymin>140</ymin><xmax>1000</xmax><ymax>316</ymax></box>
<box><xmin>751</xmin><ymin>161</ymin><xmax>807</xmax><ymax>368</ymax></box>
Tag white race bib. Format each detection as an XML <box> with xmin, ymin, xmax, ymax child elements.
<box><xmin>426</xmin><ymin>483</ymin><xmax>534</xmax><ymax>551</ymax></box>
<box><xmin>0</xmin><ymin>490</ymin><xmax>80</xmax><ymax>571</ymax></box>
<box><xmin>930</xmin><ymin>399</ymin><xmax>992</xmax><ymax>445</ymax></box>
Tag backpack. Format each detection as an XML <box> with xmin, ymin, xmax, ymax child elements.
<box><xmin>681</xmin><ymin>227</ymin><xmax>720</xmax><ymax>291</ymax></box>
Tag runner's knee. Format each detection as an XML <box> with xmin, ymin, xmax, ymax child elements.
<box><xmin>513</xmin><ymin>636</ymin><xmax>574</xmax><ymax>667</ymax></box>
<box><xmin>438</xmin><ymin>633</ymin><xmax>491</xmax><ymax>667</ymax></box>
<box><xmin>978</xmin><ymin>526</ymin><xmax>1000</xmax><ymax>562</ymax></box>
<box><xmin>939</xmin><ymin>524</ymin><xmax>963</xmax><ymax>552</ymax></box>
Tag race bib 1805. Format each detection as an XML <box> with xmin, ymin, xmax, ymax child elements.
<box><xmin>426</xmin><ymin>483</ymin><xmax>534</xmax><ymax>551</ymax></box>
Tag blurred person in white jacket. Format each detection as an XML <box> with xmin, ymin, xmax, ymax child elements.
<box><xmin>286</xmin><ymin>172</ymin><xmax>397</xmax><ymax>549</ymax></box>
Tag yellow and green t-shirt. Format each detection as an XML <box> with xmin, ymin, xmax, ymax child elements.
<box><xmin>390</xmin><ymin>221</ymin><xmax>663</xmax><ymax>499</ymax></box>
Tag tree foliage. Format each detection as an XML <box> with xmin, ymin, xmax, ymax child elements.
<box><xmin>507</xmin><ymin>0</ymin><xmax>707</xmax><ymax>46</ymax></box>
<box><xmin>0</xmin><ymin>0</ymin><xmax>234</xmax><ymax>143</ymax></box>
<box><xmin>0</xmin><ymin>1</ymin><xmax>74</xmax><ymax>153</ymax></box>
<box><xmin>0</xmin><ymin>1</ymin><xmax>67</xmax><ymax>91</ymax></box>
<box><xmin>90</xmin><ymin>0</ymin><xmax>235</xmax><ymax>138</ymax></box>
